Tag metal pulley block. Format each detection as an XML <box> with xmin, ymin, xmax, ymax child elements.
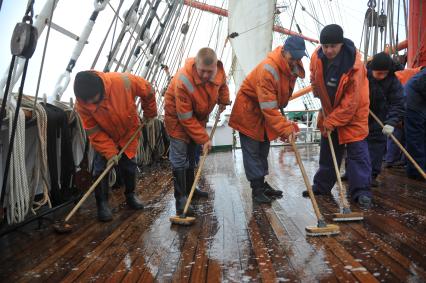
<box><xmin>10</xmin><ymin>22</ymin><xmax>38</xmax><ymax>59</ymax></box>
<box><xmin>378</xmin><ymin>14</ymin><xmax>387</xmax><ymax>28</ymax></box>
<box><xmin>181</xmin><ymin>22</ymin><xmax>189</xmax><ymax>34</ymax></box>
<box><xmin>364</xmin><ymin>8</ymin><xmax>378</xmax><ymax>27</ymax></box>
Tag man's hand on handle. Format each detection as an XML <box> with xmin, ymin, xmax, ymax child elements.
<box><xmin>203</xmin><ymin>139</ymin><xmax>212</xmax><ymax>153</ymax></box>
<box><xmin>280</xmin><ymin>122</ymin><xmax>300</xmax><ymax>143</ymax></box>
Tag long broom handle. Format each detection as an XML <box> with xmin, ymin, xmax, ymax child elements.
<box><xmin>325</xmin><ymin>131</ymin><xmax>350</xmax><ymax>208</ymax></box>
<box><xmin>182</xmin><ymin>110</ymin><xmax>221</xmax><ymax>216</ymax></box>
<box><xmin>320</xmin><ymin>109</ymin><xmax>350</xmax><ymax>209</ymax></box>
<box><xmin>290</xmin><ymin>140</ymin><xmax>325</xmax><ymax>222</ymax></box>
<box><xmin>369</xmin><ymin>110</ymin><xmax>426</xmax><ymax>179</ymax></box>
<box><xmin>64</xmin><ymin>124</ymin><xmax>143</xmax><ymax>222</ymax></box>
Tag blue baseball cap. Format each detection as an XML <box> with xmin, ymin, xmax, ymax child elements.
<box><xmin>284</xmin><ymin>36</ymin><xmax>308</xmax><ymax>60</ymax></box>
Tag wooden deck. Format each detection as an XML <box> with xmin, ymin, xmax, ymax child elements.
<box><xmin>0</xmin><ymin>145</ymin><xmax>425</xmax><ymax>282</ymax></box>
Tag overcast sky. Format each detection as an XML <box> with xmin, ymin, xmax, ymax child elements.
<box><xmin>0</xmin><ymin>0</ymin><xmax>407</xmax><ymax>110</ymax></box>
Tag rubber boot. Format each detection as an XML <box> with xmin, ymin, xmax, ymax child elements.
<box><xmin>263</xmin><ymin>181</ymin><xmax>283</xmax><ymax>198</ymax></box>
<box><xmin>302</xmin><ymin>185</ymin><xmax>332</xmax><ymax>198</ymax></box>
<box><xmin>123</xmin><ymin>170</ymin><xmax>144</xmax><ymax>210</ymax></box>
<box><xmin>251</xmin><ymin>178</ymin><xmax>272</xmax><ymax>204</ymax></box>
<box><xmin>370</xmin><ymin>175</ymin><xmax>380</xmax><ymax>187</ymax></box>
<box><xmin>173</xmin><ymin>169</ymin><xmax>194</xmax><ymax>215</ymax></box>
<box><xmin>94</xmin><ymin>178</ymin><xmax>113</xmax><ymax>222</ymax></box>
<box><xmin>358</xmin><ymin>195</ymin><xmax>372</xmax><ymax>209</ymax></box>
<box><xmin>186</xmin><ymin>168</ymin><xmax>208</xmax><ymax>198</ymax></box>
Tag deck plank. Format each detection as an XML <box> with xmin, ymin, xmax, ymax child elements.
<box><xmin>1</xmin><ymin>146</ymin><xmax>425</xmax><ymax>282</ymax></box>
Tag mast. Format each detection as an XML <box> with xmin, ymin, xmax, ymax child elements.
<box><xmin>408</xmin><ymin>0</ymin><xmax>426</xmax><ymax>67</ymax></box>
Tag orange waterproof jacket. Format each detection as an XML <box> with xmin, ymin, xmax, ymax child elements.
<box><xmin>76</xmin><ymin>72</ymin><xmax>157</xmax><ymax>160</ymax></box>
<box><xmin>229</xmin><ymin>46</ymin><xmax>305</xmax><ymax>141</ymax></box>
<box><xmin>395</xmin><ymin>67</ymin><xmax>423</xmax><ymax>85</ymax></box>
<box><xmin>164</xmin><ymin>58</ymin><xmax>230</xmax><ymax>144</ymax></box>
<box><xmin>310</xmin><ymin>47</ymin><xmax>370</xmax><ymax>144</ymax></box>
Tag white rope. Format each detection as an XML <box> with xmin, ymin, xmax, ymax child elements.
<box><xmin>108</xmin><ymin>169</ymin><xmax>117</xmax><ymax>187</ymax></box>
<box><xmin>6</xmin><ymin>106</ymin><xmax>30</xmax><ymax>224</ymax></box>
<box><xmin>136</xmin><ymin>118</ymin><xmax>165</xmax><ymax>166</ymax></box>
<box><xmin>21</xmin><ymin>97</ymin><xmax>51</xmax><ymax>212</ymax></box>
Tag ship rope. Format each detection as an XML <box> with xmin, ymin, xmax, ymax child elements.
<box><xmin>21</xmin><ymin>97</ymin><xmax>51</xmax><ymax>213</ymax></box>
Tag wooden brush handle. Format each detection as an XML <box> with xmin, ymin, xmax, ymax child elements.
<box><xmin>290</xmin><ymin>140</ymin><xmax>325</xmax><ymax>221</ymax></box>
<box><xmin>325</xmin><ymin>130</ymin><xmax>350</xmax><ymax>209</ymax></box>
<box><xmin>64</xmin><ymin>124</ymin><xmax>143</xmax><ymax>222</ymax></box>
<box><xmin>183</xmin><ymin>110</ymin><xmax>221</xmax><ymax>215</ymax></box>
<box><xmin>369</xmin><ymin>110</ymin><xmax>426</xmax><ymax>180</ymax></box>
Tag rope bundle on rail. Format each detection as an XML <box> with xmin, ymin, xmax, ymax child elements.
<box><xmin>137</xmin><ymin>118</ymin><xmax>166</xmax><ymax>166</ymax></box>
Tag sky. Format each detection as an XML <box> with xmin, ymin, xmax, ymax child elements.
<box><xmin>0</xmin><ymin>0</ymin><xmax>408</xmax><ymax>111</ymax></box>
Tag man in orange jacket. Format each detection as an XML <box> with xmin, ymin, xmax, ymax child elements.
<box><xmin>305</xmin><ymin>24</ymin><xmax>372</xmax><ymax>209</ymax></box>
<box><xmin>229</xmin><ymin>36</ymin><xmax>305</xmax><ymax>204</ymax></box>
<box><xmin>74</xmin><ymin>71</ymin><xmax>157</xmax><ymax>221</ymax></box>
<box><xmin>164</xmin><ymin>48</ymin><xmax>230</xmax><ymax>215</ymax></box>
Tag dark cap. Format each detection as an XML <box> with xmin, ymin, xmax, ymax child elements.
<box><xmin>320</xmin><ymin>24</ymin><xmax>344</xmax><ymax>44</ymax></box>
<box><xmin>283</xmin><ymin>36</ymin><xmax>308</xmax><ymax>60</ymax></box>
<box><xmin>370</xmin><ymin>52</ymin><xmax>393</xmax><ymax>71</ymax></box>
<box><xmin>73</xmin><ymin>71</ymin><xmax>104</xmax><ymax>101</ymax></box>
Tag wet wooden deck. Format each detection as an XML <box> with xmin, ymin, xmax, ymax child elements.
<box><xmin>1</xmin><ymin>144</ymin><xmax>425</xmax><ymax>282</ymax></box>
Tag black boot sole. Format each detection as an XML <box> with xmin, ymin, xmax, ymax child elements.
<box><xmin>98</xmin><ymin>214</ymin><xmax>113</xmax><ymax>222</ymax></box>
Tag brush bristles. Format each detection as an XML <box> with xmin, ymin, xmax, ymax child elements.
<box><xmin>306</xmin><ymin>231</ymin><xmax>340</xmax><ymax>236</ymax></box>
<box><xmin>333</xmin><ymin>212</ymin><xmax>364</xmax><ymax>222</ymax></box>
<box><xmin>333</xmin><ymin>217</ymin><xmax>364</xmax><ymax>222</ymax></box>
<box><xmin>169</xmin><ymin>216</ymin><xmax>196</xmax><ymax>225</ymax></box>
<box><xmin>305</xmin><ymin>224</ymin><xmax>340</xmax><ymax>237</ymax></box>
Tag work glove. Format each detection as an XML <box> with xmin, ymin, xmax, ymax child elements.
<box><xmin>382</xmin><ymin>124</ymin><xmax>394</xmax><ymax>136</ymax></box>
<box><xmin>107</xmin><ymin>154</ymin><xmax>120</xmax><ymax>167</ymax></box>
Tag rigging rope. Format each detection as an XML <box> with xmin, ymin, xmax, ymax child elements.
<box><xmin>91</xmin><ymin>0</ymin><xmax>125</xmax><ymax>69</ymax></box>
<box><xmin>1</xmin><ymin>0</ymin><xmax>37</xmax><ymax>224</ymax></box>
<box><xmin>33</xmin><ymin>0</ymin><xmax>56</xmax><ymax>110</ymax></box>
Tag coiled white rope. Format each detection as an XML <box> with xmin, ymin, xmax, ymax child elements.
<box><xmin>22</xmin><ymin>97</ymin><xmax>52</xmax><ymax>212</ymax></box>
<box><xmin>6</xmin><ymin>105</ymin><xmax>30</xmax><ymax>224</ymax></box>
<box><xmin>136</xmin><ymin>118</ymin><xmax>165</xmax><ymax>166</ymax></box>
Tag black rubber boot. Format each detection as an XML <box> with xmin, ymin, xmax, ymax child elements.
<box><xmin>186</xmin><ymin>168</ymin><xmax>208</xmax><ymax>198</ymax></box>
<box><xmin>263</xmin><ymin>181</ymin><xmax>283</xmax><ymax>198</ymax></box>
<box><xmin>302</xmin><ymin>185</ymin><xmax>332</xmax><ymax>197</ymax></box>
<box><xmin>173</xmin><ymin>169</ymin><xmax>194</xmax><ymax>215</ymax></box>
<box><xmin>371</xmin><ymin>176</ymin><xmax>380</xmax><ymax>187</ymax></box>
<box><xmin>251</xmin><ymin>178</ymin><xmax>272</xmax><ymax>204</ymax></box>
<box><xmin>302</xmin><ymin>190</ymin><xmax>322</xmax><ymax>198</ymax></box>
<box><xmin>123</xmin><ymin>170</ymin><xmax>144</xmax><ymax>210</ymax></box>
<box><xmin>94</xmin><ymin>178</ymin><xmax>113</xmax><ymax>222</ymax></box>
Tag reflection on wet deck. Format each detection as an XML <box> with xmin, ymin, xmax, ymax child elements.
<box><xmin>1</xmin><ymin>145</ymin><xmax>425</xmax><ymax>282</ymax></box>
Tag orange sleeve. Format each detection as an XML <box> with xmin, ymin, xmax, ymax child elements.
<box><xmin>128</xmin><ymin>74</ymin><xmax>158</xmax><ymax>118</ymax></box>
<box><xmin>175</xmin><ymin>85</ymin><xmax>209</xmax><ymax>144</ymax></box>
<box><xmin>256</xmin><ymin>67</ymin><xmax>294</xmax><ymax>138</ymax></box>
<box><xmin>218</xmin><ymin>81</ymin><xmax>231</xmax><ymax>105</ymax></box>
<box><xmin>76</xmin><ymin>104</ymin><xmax>118</xmax><ymax>160</ymax></box>
<box><xmin>309</xmin><ymin>52</ymin><xmax>321</xmax><ymax>98</ymax></box>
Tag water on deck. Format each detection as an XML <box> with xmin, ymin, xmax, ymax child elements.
<box><xmin>0</xmin><ymin>145</ymin><xmax>425</xmax><ymax>282</ymax></box>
